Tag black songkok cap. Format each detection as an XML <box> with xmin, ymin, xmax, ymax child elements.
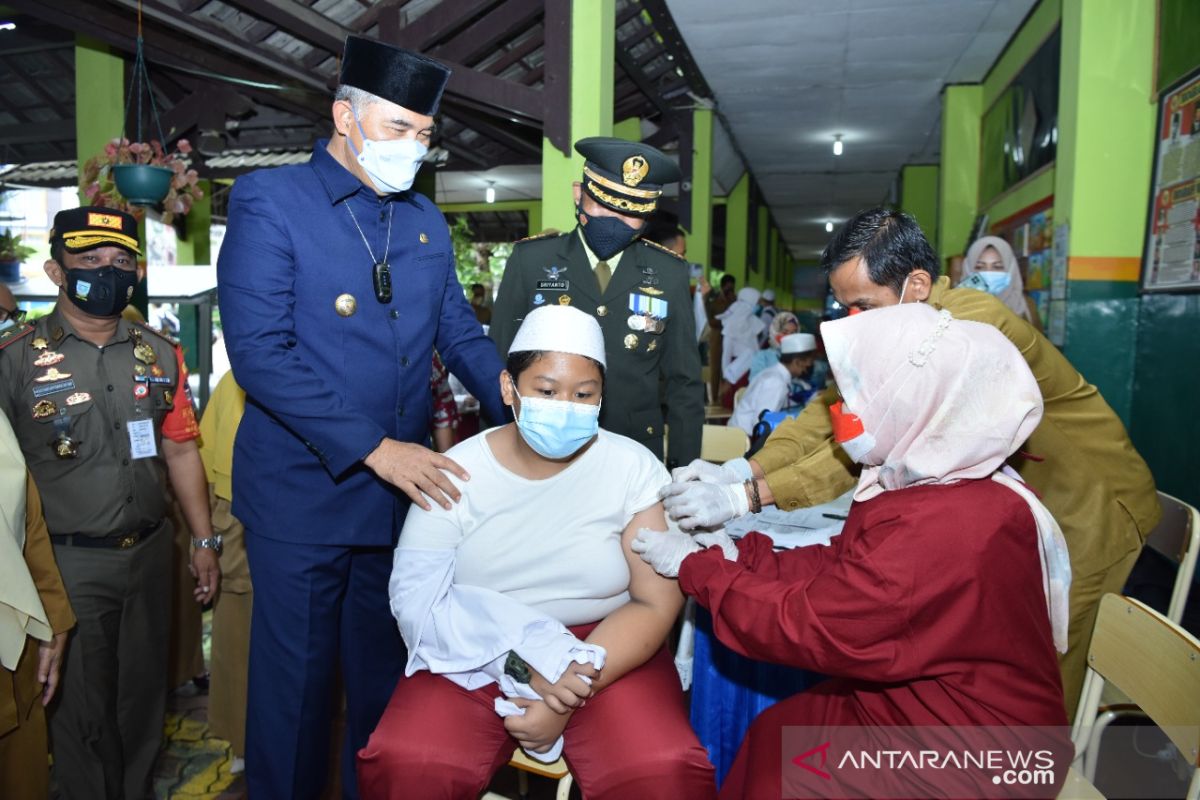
<box><xmin>339</xmin><ymin>35</ymin><xmax>451</xmax><ymax>116</ymax></box>
<box><xmin>574</xmin><ymin>137</ymin><xmax>681</xmax><ymax>218</ymax></box>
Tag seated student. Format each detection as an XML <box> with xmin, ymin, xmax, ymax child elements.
<box><xmin>357</xmin><ymin>305</ymin><xmax>716</xmax><ymax>800</ymax></box>
<box><xmin>728</xmin><ymin>333</ymin><xmax>818</xmax><ymax>436</ymax></box>
<box><xmin>748</xmin><ymin>311</ymin><xmax>799</xmax><ymax>380</ymax></box>
<box><xmin>637</xmin><ymin>303</ymin><xmax>1072</xmax><ymax>798</ymax></box>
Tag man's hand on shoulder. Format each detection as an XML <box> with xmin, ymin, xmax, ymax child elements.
<box><xmin>364</xmin><ymin>438</ymin><xmax>470</xmax><ymax>511</ymax></box>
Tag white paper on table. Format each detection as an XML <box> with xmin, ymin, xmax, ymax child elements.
<box><xmin>724</xmin><ymin>490</ymin><xmax>853</xmax><ymax>550</ymax></box>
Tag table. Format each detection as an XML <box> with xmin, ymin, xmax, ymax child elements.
<box><xmin>684</xmin><ymin>494</ymin><xmax>852</xmax><ymax>786</ymax></box>
<box><xmin>13</xmin><ymin>265</ymin><xmax>218</xmax><ymax>410</ymax></box>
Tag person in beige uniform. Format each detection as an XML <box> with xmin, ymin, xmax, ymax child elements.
<box><xmin>663</xmin><ymin>208</ymin><xmax>1159</xmax><ymax>719</ymax></box>
<box><xmin>0</xmin><ymin>207</ymin><xmax>219</xmax><ymax>800</ymax></box>
<box><xmin>1</xmin><ymin>415</ymin><xmax>76</xmax><ymax>800</ymax></box>
<box><xmin>197</xmin><ymin>369</ymin><xmax>250</xmax><ymax>769</ymax></box>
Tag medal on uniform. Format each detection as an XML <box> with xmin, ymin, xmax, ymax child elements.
<box><xmin>133</xmin><ymin>383</ymin><xmax>149</xmax><ymax>400</ymax></box>
<box><xmin>335</xmin><ymin>293</ymin><xmax>357</xmax><ymax>317</ymax></box>
<box><xmin>150</xmin><ymin>364</ymin><xmax>165</xmax><ymax>378</ymax></box>
<box><xmin>639</xmin><ymin>285</ymin><xmax>664</xmax><ymax>296</ymax></box>
<box><xmin>65</xmin><ymin>392</ymin><xmax>91</xmax><ymax>406</ymax></box>
<box><xmin>34</xmin><ymin>350</ymin><xmax>65</xmax><ymax>367</ymax></box>
<box><xmin>52</xmin><ymin>435</ymin><xmax>80</xmax><ymax>459</ymax></box>
<box><xmin>31</xmin><ymin>337</ymin><xmax>48</xmax><ymax>351</ymax></box>
<box><xmin>134</xmin><ymin>342</ymin><xmax>157</xmax><ymax>365</ymax></box>
<box><xmin>627</xmin><ymin>315</ymin><xmax>646</xmax><ymax>332</ymax></box>
<box><xmin>52</xmin><ymin>326</ymin><xmax>64</xmax><ymax>342</ymax></box>
<box><xmin>558</xmin><ymin>294</ymin><xmax>571</xmax><ymax>306</ymax></box>
<box><xmin>35</xmin><ymin>367</ymin><xmax>71</xmax><ymax>383</ymax></box>
<box><xmin>624</xmin><ymin>333</ymin><xmax>639</xmax><ymax>350</ymax></box>
<box><xmin>648</xmin><ymin>340</ymin><xmax>658</xmax><ymax>352</ymax></box>
<box><xmin>163</xmin><ymin>389</ymin><xmax>174</xmax><ymax>406</ymax></box>
<box><xmin>533</xmin><ymin>293</ymin><xmax>545</xmax><ymax>305</ymax></box>
<box><xmin>134</xmin><ymin>363</ymin><xmax>147</xmax><ymax>376</ymax></box>
<box><xmin>32</xmin><ymin>399</ymin><xmax>56</xmax><ymax>419</ymax></box>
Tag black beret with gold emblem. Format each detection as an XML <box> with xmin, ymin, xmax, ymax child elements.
<box><xmin>50</xmin><ymin>206</ymin><xmax>141</xmax><ymax>256</ymax></box>
<box><xmin>339</xmin><ymin>35</ymin><xmax>451</xmax><ymax>116</ymax></box>
<box><xmin>574</xmin><ymin>137</ymin><xmax>681</xmax><ymax>218</ymax></box>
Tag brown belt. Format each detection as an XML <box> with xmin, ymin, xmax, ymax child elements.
<box><xmin>51</xmin><ymin>522</ymin><xmax>160</xmax><ymax>549</ymax></box>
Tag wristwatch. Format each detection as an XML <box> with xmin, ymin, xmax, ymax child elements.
<box><xmin>504</xmin><ymin>650</ymin><xmax>531</xmax><ymax>683</ymax></box>
<box><xmin>192</xmin><ymin>535</ymin><xmax>224</xmax><ymax>555</ymax></box>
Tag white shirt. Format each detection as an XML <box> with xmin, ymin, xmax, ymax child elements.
<box><xmin>397</xmin><ymin>428</ymin><xmax>668</xmax><ymax>625</ymax></box>
<box><xmin>729</xmin><ymin>362</ymin><xmax>792</xmax><ymax>435</ymax></box>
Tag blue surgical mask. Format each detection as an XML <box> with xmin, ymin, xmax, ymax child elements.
<box><xmin>348</xmin><ymin>114</ymin><xmax>427</xmax><ymax>193</ymax></box>
<box><xmin>0</xmin><ymin>318</ymin><xmax>14</xmax><ymax>334</ymax></box>
<box><xmin>977</xmin><ymin>271</ymin><xmax>1012</xmax><ymax>295</ymax></box>
<box><xmin>513</xmin><ymin>387</ymin><xmax>601</xmax><ymax>460</ymax></box>
<box><xmin>578</xmin><ymin>206</ymin><xmax>642</xmax><ymax>260</ymax></box>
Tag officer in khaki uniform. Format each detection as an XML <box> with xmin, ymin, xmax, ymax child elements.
<box><xmin>0</xmin><ymin>207</ymin><xmax>219</xmax><ymax>800</ymax></box>
<box><xmin>1</xmin><ymin>414</ymin><xmax>76</xmax><ymax>800</ymax></box>
<box><xmin>490</xmin><ymin>137</ymin><xmax>704</xmax><ymax>467</ymax></box>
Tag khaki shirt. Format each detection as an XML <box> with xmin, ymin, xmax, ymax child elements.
<box><xmin>0</xmin><ymin>307</ymin><xmax>199</xmax><ymax>537</ymax></box>
<box><xmin>755</xmin><ymin>276</ymin><xmax>1160</xmax><ymax>578</ymax></box>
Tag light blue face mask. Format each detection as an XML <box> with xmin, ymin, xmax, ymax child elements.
<box><xmin>512</xmin><ymin>385</ymin><xmax>601</xmax><ymax>460</ymax></box>
<box><xmin>0</xmin><ymin>318</ymin><xmax>15</xmax><ymax>334</ymax></box>
<box><xmin>347</xmin><ymin>112</ymin><xmax>428</xmax><ymax>193</ymax></box>
<box><xmin>977</xmin><ymin>271</ymin><xmax>1012</xmax><ymax>295</ymax></box>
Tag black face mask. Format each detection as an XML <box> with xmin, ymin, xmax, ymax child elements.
<box><xmin>578</xmin><ymin>206</ymin><xmax>643</xmax><ymax>260</ymax></box>
<box><xmin>63</xmin><ymin>265</ymin><xmax>138</xmax><ymax>317</ymax></box>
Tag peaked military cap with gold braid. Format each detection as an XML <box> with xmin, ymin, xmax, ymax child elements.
<box><xmin>574</xmin><ymin>137</ymin><xmax>681</xmax><ymax>218</ymax></box>
<box><xmin>50</xmin><ymin>206</ymin><xmax>141</xmax><ymax>256</ymax></box>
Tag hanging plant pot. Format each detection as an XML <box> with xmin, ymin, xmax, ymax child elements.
<box><xmin>112</xmin><ymin>164</ymin><xmax>173</xmax><ymax>206</ymax></box>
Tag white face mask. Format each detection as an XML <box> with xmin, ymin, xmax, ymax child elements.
<box><xmin>348</xmin><ymin>113</ymin><xmax>428</xmax><ymax>193</ymax></box>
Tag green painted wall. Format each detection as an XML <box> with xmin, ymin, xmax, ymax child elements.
<box><xmin>75</xmin><ymin>37</ymin><xmax>124</xmax><ymax>178</ymax></box>
<box><xmin>1056</xmin><ymin>0</ymin><xmax>1156</xmax><ymax>426</ymax></box>
<box><xmin>612</xmin><ymin>116</ymin><xmax>640</xmax><ymax>142</ymax></box>
<box><xmin>982</xmin><ymin>166</ymin><xmax>1056</xmax><ymax>224</ymax></box>
<box><xmin>1129</xmin><ymin>0</ymin><xmax>1200</xmax><ymax>509</ymax></box>
<box><xmin>982</xmin><ymin>0</ymin><xmax>1062</xmax><ymax>109</ymax></box>
<box><xmin>753</xmin><ymin>206</ymin><xmax>768</xmax><ymax>290</ymax></box>
<box><xmin>900</xmin><ymin>164</ymin><xmax>939</xmax><ymax>246</ymax></box>
<box><xmin>540</xmin><ymin>0</ymin><xmax>614</xmax><ymax>233</ymax></box>
<box><xmin>938</xmin><ymin>84</ymin><xmax>982</xmax><ymax>260</ymax></box>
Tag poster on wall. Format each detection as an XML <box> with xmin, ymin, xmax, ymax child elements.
<box><xmin>1142</xmin><ymin>66</ymin><xmax>1200</xmax><ymax>292</ymax></box>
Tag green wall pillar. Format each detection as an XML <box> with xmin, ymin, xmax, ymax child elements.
<box><xmin>900</xmin><ymin>164</ymin><xmax>939</xmax><ymax>247</ymax></box>
<box><xmin>937</xmin><ymin>84</ymin><xmax>982</xmax><ymax>261</ymax></box>
<box><xmin>540</xmin><ymin>0</ymin><xmax>614</xmax><ymax>233</ymax></box>
<box><xmin>723</xmin><ymin>173</ymin><xmax>750</xmax><ymax>286</ymax></box>
<box><xmin>1055</xmin><ymin>0</ymin><xmax>1156</xmax><ymax>425</ymax></box>
<box><xmin>75</xmin><ymin>36</ymin><xmax>124</xmax><ymax>191</ymax></box>
<box><xmin>753</xmin><ymin>206</ymin><xmax>768</xmax><ymax>290</ymax></box>
<box><xmin>613</xmin><ymin>116</ymin><xmax>640</xmax><ymax>142</ymax></box>
<box><xmin>689</xmin><ymin>106</ymin><xmax>714</xmax><ymax>272</ymax></box>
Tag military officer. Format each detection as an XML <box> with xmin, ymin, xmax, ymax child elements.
<box><xmin>217</xmin><ymin>36</ymin><xmax>507</xmax><ymax>800</ymax></box>
<box><xmin>0</xmin><ymin>206</ymin><xmax>217</xmax><ymax>800</ymax></box>
<box><xmin>490</xmin><ymin>137</ymin><xmax>704</xmax><ymax>467</ymax></box>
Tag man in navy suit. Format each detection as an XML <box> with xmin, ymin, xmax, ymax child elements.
<box><xmin>217</xmin><ymin>36</ymin><xmax>506</xmax><ymax>800</ymax></box>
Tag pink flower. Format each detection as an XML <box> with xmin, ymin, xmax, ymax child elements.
<box><xmin>84</xmin><ymin>183</ymin><xmax>100</xmax><ymax>199</ymax></box>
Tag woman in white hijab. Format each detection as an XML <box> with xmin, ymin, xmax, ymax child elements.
<box><xmin>717</xmin><ymin>287</ymin><xmax>766</xmax><ymax>407</ymax></box>
<box><xmin>961</xmin><ymin>235</ymin><xmax>1043</xmax><ymax>330</ymax></box>
<box><xmin>635</xmin><ymin>303</ymin><xmax>1073</xmax><ymax>798</ymax></box>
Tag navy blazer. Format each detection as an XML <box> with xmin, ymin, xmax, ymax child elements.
<box><xmin>217</xmin><ymin>141</ymin><xmax>506</xmax><ymax>545</ymax></box>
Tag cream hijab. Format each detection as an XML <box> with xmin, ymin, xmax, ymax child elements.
<box><xmin>820</xmin><ymin>303</ymin><xmax>1070</xmax><ymax>651</ymax></box>
<box><xmin>962</xmin><ymin>235</ymin><xmax>1034</xmax><ymax>322</ymax></box>
<box><xmin>0</xmin><ymin>414</ymin><xmax>52</xmax><ymax>670</ymax></box>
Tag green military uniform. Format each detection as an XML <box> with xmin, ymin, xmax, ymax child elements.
<box><xmin>491</xmin><ymin>230</ymin><xmax>704</xmax><ymax>465</ymax></box>
<box><xmin>753</xmin><ymin>276</ymin><xmax>1161</xmax><ymax>718</ymax></box>
<box><xmin>0</xmin><ymin>307</ymin><xmax>194</xmax><ymax>800</ymax></box>
<box><xmin>491</xmin><ymin>136</ymin><xmax>704</xmax><ymax>466</ymax></box>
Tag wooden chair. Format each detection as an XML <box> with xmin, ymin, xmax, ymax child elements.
<box><xmin>480</xmin><ymin>748</ymin><xmax>573</xmax><ymax>800</ymax></box>
<box><xmin>1065</xmin><ymin>594</ymin><xmax>1200</xmax><ymax>798</ymax></box>
<box><xmin>700</xmin><ymin>424</ymin><xmax>748</xmax><ymax>463</ymax></box>
<box><xmin>1076</xmin><ymin>493</ymin><xmax>1200</xmax><ymax>781</ymax></box>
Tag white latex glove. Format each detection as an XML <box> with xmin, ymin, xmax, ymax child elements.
<box><xmin>631</xmin><ymin>527</ymin><xmax>702</xmax><ymax>578</ymax></box>
<box><xmin>693</xmin><ymin>531</ymin><xmax>739</xmax><ymax>562</ymax></box>
<box><xmin>660</xmin><ymin>481</ymin><xmax>750</xmax><ymax>530</ymax></box>
<box><xmin>671</xmin><ymin>457</ymin><xmax>750</xmax><ymax>484</ymax></box>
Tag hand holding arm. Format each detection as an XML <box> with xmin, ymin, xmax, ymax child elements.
<box><xmin>528</xmin><ymin>661</ymin><xmax>598</xmax><ymax>714</ymax></box>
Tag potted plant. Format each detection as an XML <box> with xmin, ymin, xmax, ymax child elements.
<box><xmin>0</xmin><ymin>228</ymin><xmax>36</xmax><ymax>283</ymax></box>
<box><xmin>79</xmin><ymin>137</ymin><xmax>204</xmax><ymax>225</ymax></box>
